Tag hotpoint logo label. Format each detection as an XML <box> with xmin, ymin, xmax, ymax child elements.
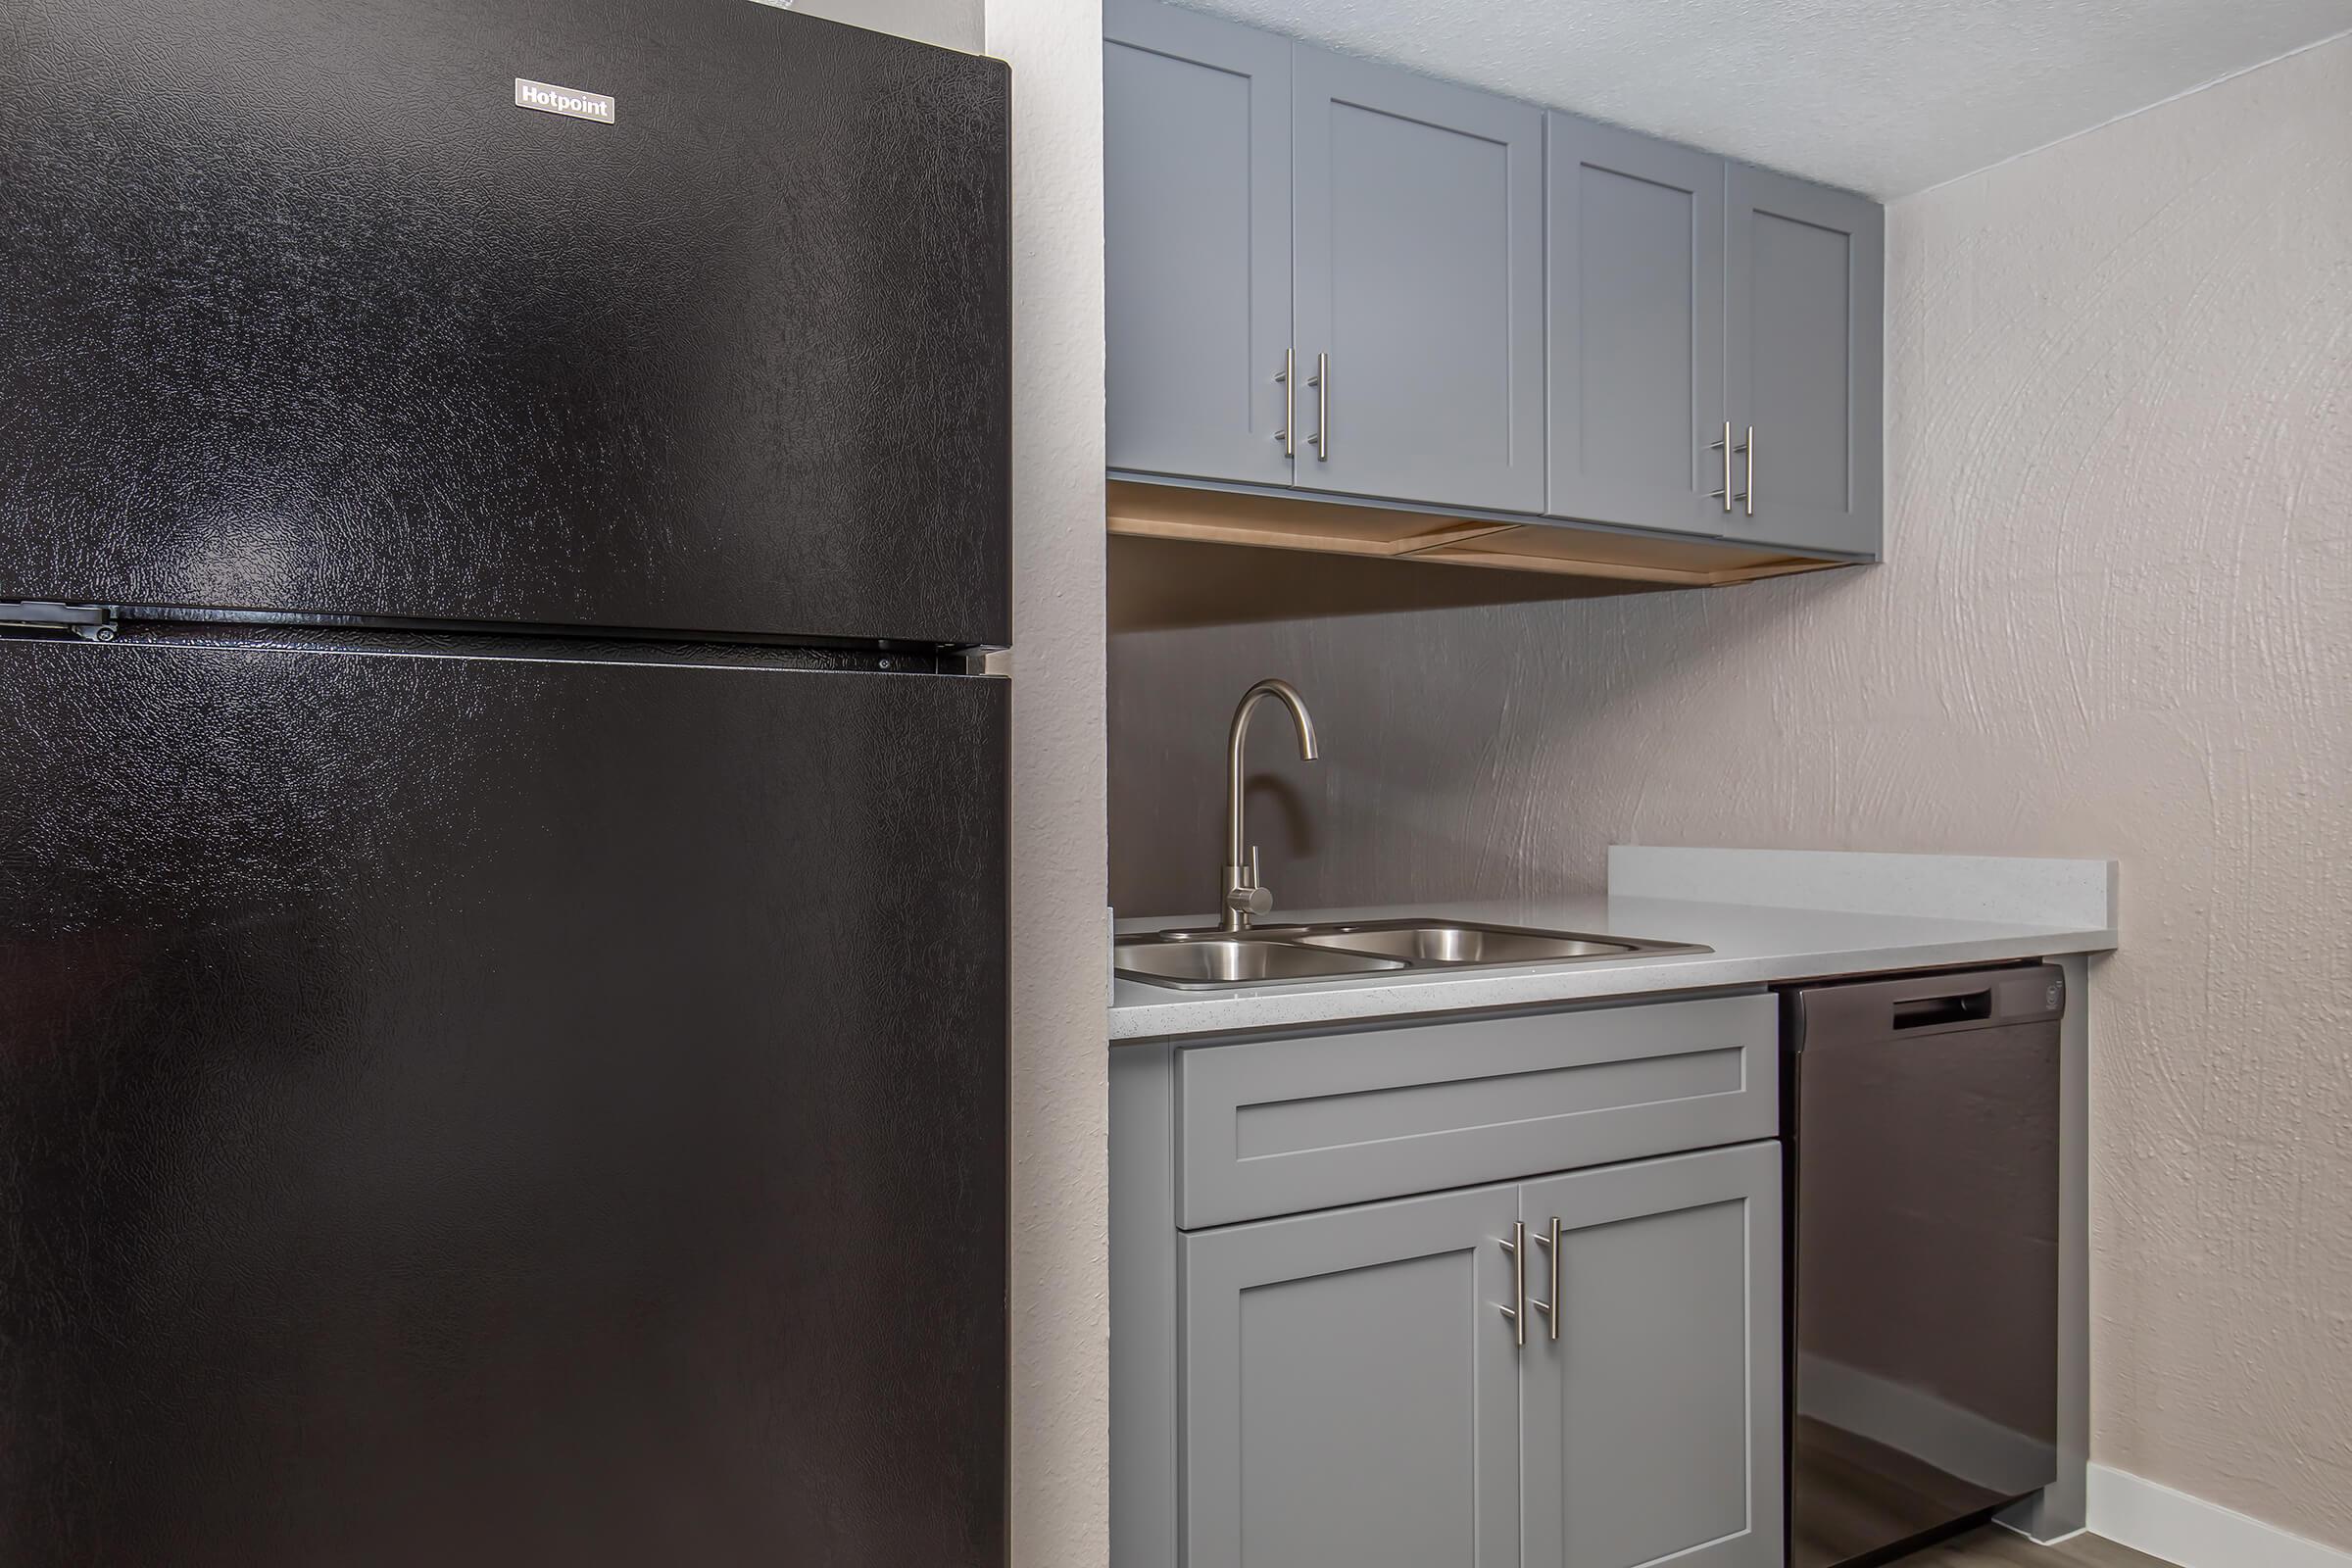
<box><xmin>514</xmin><ymin>78</ymin><xmax>616</xmax><ymax>125</ymax></box>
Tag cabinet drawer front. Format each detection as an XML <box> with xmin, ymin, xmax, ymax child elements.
<box><xmin>1176</xmin><ymin>994</ymin><xmax>1776</xmax><ymax>1228</ymax></box>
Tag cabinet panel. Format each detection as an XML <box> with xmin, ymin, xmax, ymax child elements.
<box><xmin>1104</xmin><ymin>0</ymin><xmax>1294</xmax><ymax>484</ymax></box>
<box><xmin>1293</xmin><ymin>48</ymin><xmax>1544</xmax><ymax>513</ymax></box>
<box><xmin>1726</xmin><ymin>165</ymin><xmax>1884</xmax><ymax>556</ymax></box>
<box><xmin>1177</xmin><ymin>994</ymin><xmax>1777</xmax><ymax>1229</ymax></box>
<box><xmin>1546</xmin><ymin>116</ymin><xmax>1726</xmax><ymax>536</ymax></box>
<box><xmin>1183</xmin><ymin>1186</ymin><xmax>1522</xmax><ymax>1568</ymax></box>
<box><xmin>1518</xmin><ymin>1144</ymin><xmax>1783</xmax><ymax>1568</ymax></box>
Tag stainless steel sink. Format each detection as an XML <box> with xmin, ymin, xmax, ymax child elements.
<box><xmin>1288</xmin><ymin>924</ymin><xmax>1640</xmax><ymax>964</ymax></box>
<box><xmin>1114</xmin><ymin>919</ymin><xmax>1707</xmax><ymax>990</ymax></box>
<box><xmin>1133</xmin><ymin>683</ymin><xmax>1712</xmax><ymax>991</ymax></box>
<box><xmin>1112</xmin><ymin>938</ymin><xmax>1406</xmax><ymax>987</ymax></box>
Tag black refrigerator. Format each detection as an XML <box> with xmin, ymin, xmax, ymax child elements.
<box><xmin>0</xmin><ymin>2</ymin><xmax>1009</xmax><ymax>1564</ymax></box>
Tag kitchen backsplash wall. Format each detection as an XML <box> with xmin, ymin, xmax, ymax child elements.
<box><xmin>1109</xmin><ymin>30</ymin><xmax>2352</xmax><ymax>1550</ymax></box>
<box><xmin>1108</xmin><ymin>554</ymin><xmax>1855</xmax><ymax>917</ymax></box>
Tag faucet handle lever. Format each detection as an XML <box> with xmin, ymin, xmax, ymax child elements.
<box><xmin>1226</xmin><ymin>846</ymin><xmax>1275</xmax><ymax>919</ymax></box>
<box><xmin>1225</xmin><ymin>848</ymin><xmax>1275</xmax><ymax>921</ymax></box>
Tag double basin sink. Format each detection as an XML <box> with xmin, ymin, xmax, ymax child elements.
<box><xmin>1114</xmin><ymin>918</ymin><xmax>1709</xmax><ymax>991</ymax></box>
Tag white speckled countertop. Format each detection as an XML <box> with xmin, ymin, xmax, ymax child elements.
<box><xmin>1107</xmin><ymin>850</ymin><xmax>2120</xmax><ymax>1044</ymax></box>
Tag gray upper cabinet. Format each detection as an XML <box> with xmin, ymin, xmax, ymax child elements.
<box><xmin>1545</xmin><ymin>115</ymin><xmax>1727</xmax><ymax>537</ymax></box>
<box><xmin>1725</xmin><ymin>165</ymin><xmax>1886</xmax><ymax>556</ymax></box>
<box><xmin>1183</xmin><ymin>1184</ymin><xmax>1523</xmax><ymax>1568</ymax></box>
<box><xmin>1518</xmin><ymin>1144</ymin><xmax>1784</xmax><ymax>1568</ymax></box>
<box><xmin>1292</xmin><ymin>46</ymin><xmax>1546</xmax><ymax>514</ymax></box>
<box><xmin>1101</xmin><ymin>0</ymin><xmax>1888</xmax><ymax>563</ymax></box>
<box><xmin>1104</xmin><ymin>0</ymin><xmax>1294</xmax><ymax>484</ymax></box>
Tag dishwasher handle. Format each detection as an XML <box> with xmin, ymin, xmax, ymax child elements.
<box><xmin>1786</xmin><ymin>963</ymin><xmax>2065</xmax><ymax>1049</ymax></box>
<box><xmin>1891</xmin><ymin>988</ymin><xmax>1993</xmax><ymax>1029</ymax></box>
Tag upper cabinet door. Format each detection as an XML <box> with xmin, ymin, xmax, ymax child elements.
<box><xmin>1545</xmin><ymin>117</ymin><xmax>1727</xmax><ymax>537</ymax></box>
<box><xmin>1725</xmin><ymin>166</ymin><xmax>1885</xmax><ymax>557</ymax></box>
<box><xmin>1518</xmin><ymin>1144</ymin><xmax>1783</xmax><ymax>1568</ymax></box>
<box><xmin>1293</xmin><ymin>49</ymin><xmax>1545</xmax><ymax>514</ymax></box>
<box><xmin>1183</xmin><ymin>1185</ymin><xmax>1523</xmax><ymax>1568</ymax></box>
<box><xmin>1103</xmin><ymin>0</ymin><xmax>1295</xmax><ymax>485</ymax></box>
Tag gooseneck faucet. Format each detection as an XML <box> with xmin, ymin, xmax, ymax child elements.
<box><xmin>1221</xmin><ymin>678</ymin><xmax>1319</xmax><ymax>931</ymax></box>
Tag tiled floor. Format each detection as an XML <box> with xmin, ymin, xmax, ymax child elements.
<box><xmin>1910</xmin><ymin>1525</ymin><xmax>2174</xmax><ymax>1567</ymax></box>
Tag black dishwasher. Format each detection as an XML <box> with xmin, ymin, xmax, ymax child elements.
<box><xmin>1781</xmin><ymin>965</ymin><xmax>2065</xmax><ymax>1568</ymax></box>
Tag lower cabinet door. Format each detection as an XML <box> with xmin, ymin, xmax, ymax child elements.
<box><xmin>1182</xmin><ymin>1185</ymin><xmax>1523</xmax><ymax>1568</ymax></box>
<box><xmin>1518</xmin><ymin>1143</ymin><xmax>1784</xmax><ymax>1568</ymax></box>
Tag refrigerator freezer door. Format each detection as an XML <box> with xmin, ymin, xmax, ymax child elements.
<box><xmin>0</xmin><ymin>0</ymin><xmax>1008</xmax><ymax>648</ymax></box>
<box><xmin>0</xmin><ymin>637</ymin><xmax>1006</xmax><ymax>1566</ymax></box>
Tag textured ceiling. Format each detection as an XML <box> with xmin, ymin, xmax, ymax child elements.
<box><xmin>1169</xmin><ymin>0</ymin><xmax>2352</xmax><ymax>197</ymax></box>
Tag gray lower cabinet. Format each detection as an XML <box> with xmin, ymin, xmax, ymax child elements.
<box><xmin>1103</xmin><ymin>0</ymin><xmax>1294</xmax><ymax>485</ymax></box>
<box><xmin>1520</xmin><ymin>1143</ymin><xmax>1784</xmax><ymax>1568</ymax></box>
<box><xmin>1182</xmin><ymin>1185</ymin><xmax>1524</xmax><ymax>1568</ymax></box>
<box><xmin>1291</xmin><ymin>45</ymin><xmax>1546</xmax><ymax>514</ymax></box>
<box><xmin>1545</xmin><ymin>115</ymin><xmax>1727</xmax><ymax>538</ymax></box>
<box><xmin>1176</xmin><ymin>1145</ymin><xmax>1781</xmax><ymax>1568</ymax></box>
<box><xmin>1111</xmin><ymin>998</ymin><xmax>1786</xmax><ymax>1568</ymax></box>
<box><xmin>1725</xmin><ymin>165</ymin><xmax>1885</xmax><ymax>556</ymax></box>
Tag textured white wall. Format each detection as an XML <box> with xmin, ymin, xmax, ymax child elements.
<box><xmin>985</xmin><ymin>0</ymin><xmax>1110</xmax><ymax>1563</ymax></box>
<box><xmin>1109</xmin><ymin>34</ymin><xmax>2352</xmax><ymax>1547</ymax></box>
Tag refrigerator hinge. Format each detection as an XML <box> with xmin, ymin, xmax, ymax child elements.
<box><xmin>0</xmin><ymin>601</ymin><xmax>119</xmax><ymax>641</ymax></box>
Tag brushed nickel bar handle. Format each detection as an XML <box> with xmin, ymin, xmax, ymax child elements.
<box><xmin>1709</xmin><ymin>420</ymin><xmax>1734</xmax><ymax>512</ymax></box>
<box><xmin>1532</xmin><ymin>1217</ymin><xmax>1562</xmax><ymax>1341</ymax></box>
<box><xmin>1309</xmin><ymin>352</ymin><xmax>1329</xmax><ymax>462</ymax></box>
<box><xmin>1739</xmin><ymin>426</ymin><xmax>1755</xmax><ymax>516</ymax></box>
<box><xmin>1499</xmin><ymin>1221</ymin><xmax>1526</xmax><ymax>1348</ymax></box>
<box><xmin>1274</xmin><ymin>350</ymin><xmax>1295</xmax><ymax>458</ymax></box>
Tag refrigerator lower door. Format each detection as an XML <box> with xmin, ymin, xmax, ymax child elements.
<box><xmin>0</xmin><ymin>636</ymin><xmax>1006</xmax><ymax>1567</ymax></box>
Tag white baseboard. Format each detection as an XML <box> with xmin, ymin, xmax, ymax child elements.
<box><xmin>2087</xmin><ymin>1464</ymin><xmax>2352</xmax><ymax>1568</ymax></box>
